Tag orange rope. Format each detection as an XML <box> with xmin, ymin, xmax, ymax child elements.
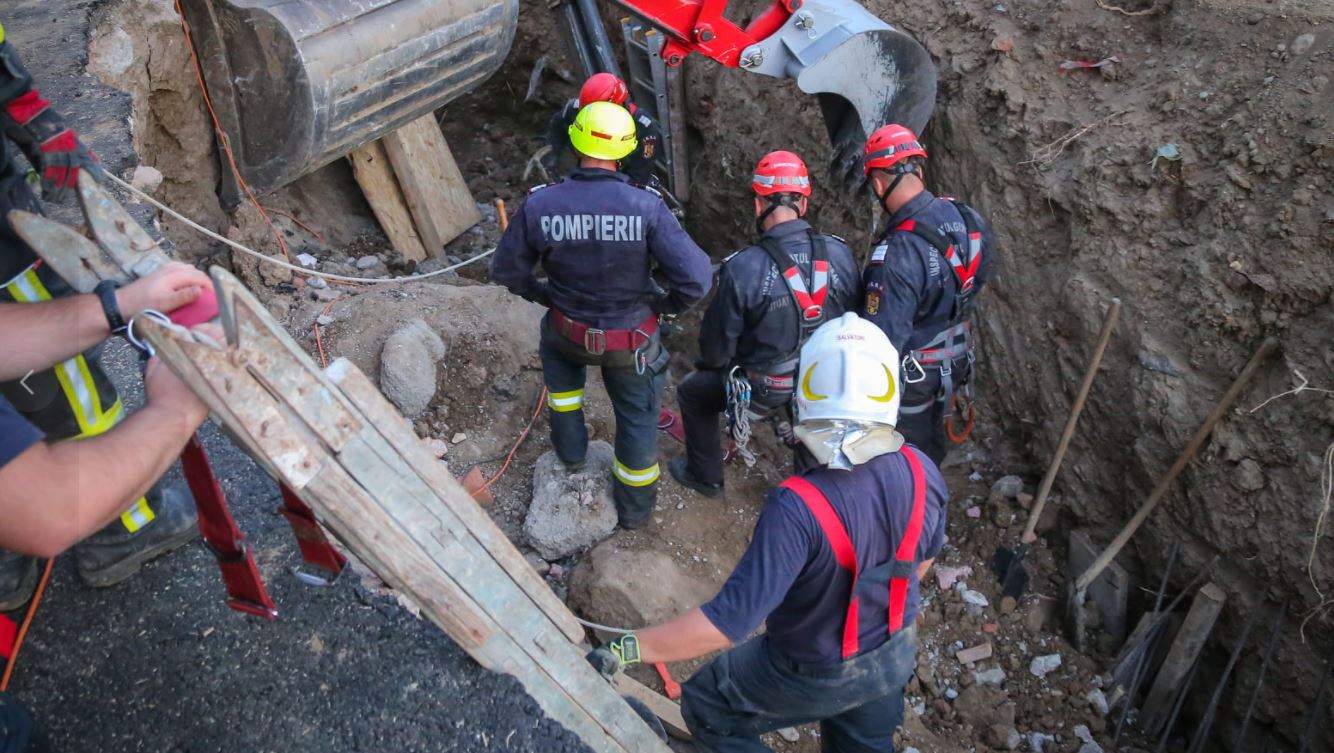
<box><xmin>260</xmin><ymin>205</ymin><xmax>326</xmax><ymax>244</ymax></box>
<box><xmin>477</xmin><ymin>387</ymin><xmax>547</xmax><ymax>495</ymax></box>
<box><xmin>174</xmin><ymin>1</ymin><xmax>291</xmax><ymax>261</ymax></box>
<box><xmin>313</xmin><ymin>301</ymin><xmax>335</xmax><ymax>368</ymax></box>
<box><xmin>0</xmin><ymin>559</ymin><xmax>54</xmax><ymax>692</ymax></box>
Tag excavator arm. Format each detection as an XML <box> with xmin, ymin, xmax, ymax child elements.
<box><xmin>602</xmin><ymin>0</ymin><xmax>937</xmax><ymax>181</ymax></box>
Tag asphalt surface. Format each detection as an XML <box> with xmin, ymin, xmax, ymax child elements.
<box><xmin>3</xmin><ymin>3</ymin><xmax>592</xmax><ymax>752</ymax></box>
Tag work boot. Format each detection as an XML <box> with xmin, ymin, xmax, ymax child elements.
<box><xmin>0</xmin><ymin>552</ymin><xmax>39</xmax><ymax>612</ymax></box>
<box><xmin>668</xmin><ymin>458</ymin><xmax>723</xmax><ymax>499</ymax></box>
<box><xmin>74</xmin><ymin>484</ymin><xmax>199</xmax><ymax>588</ymax></box>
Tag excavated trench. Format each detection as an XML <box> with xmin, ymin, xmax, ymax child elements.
<box><xmin>83</xmin><ymin>0</ymin><xmax>1333</xmax><ymax>751</ymax></box>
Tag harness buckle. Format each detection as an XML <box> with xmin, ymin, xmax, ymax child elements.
<box><xmin>939</xmin><ymin>358</ymin><xmax>953</xmax><ymax>377</ymax></box>
<box><xmin>800</xmin><ymin>304</ymin><xmax>823</xmax><ymax>322</ymax></box>
<box><xmin>902</xmin><ymin>354</ymin><xmax>927</xmax><ymax>384</ymax></box>
<box><xmin>583</xmin><ymin>328</ymin><xmax>607</xmax><ymax>355</ymax></box>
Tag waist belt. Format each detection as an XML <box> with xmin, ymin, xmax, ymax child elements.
<box><xmin>551</xmin><ymin>309</ymin><xmax>658</xmax><ymax>355</ymax></box>
<box><xmin>909</xmin><ymin>321</ymin><xmax>972</xmax><ymax>366</ymax></box>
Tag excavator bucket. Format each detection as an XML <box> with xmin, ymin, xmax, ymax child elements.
<box><xmin>178</xmin><ymin>0</ymin><xmax>520</xmax><ymax>201</ymax></box>
<box><xmin>737</xmin><ymin>0</ymin><xmax>937</xmax><ymax>182</ymax></box>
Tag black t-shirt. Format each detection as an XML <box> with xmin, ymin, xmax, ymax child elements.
<box><xmin>0</xmin><ymin>394</ymin><xmax>42</xmax><ymax>470</ymax></box>
<box><xmin>701</xmin><ymin>448</ymin><xmax>948</xmax><ymax>665</ymax></box>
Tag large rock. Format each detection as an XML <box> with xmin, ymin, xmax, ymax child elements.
<box><xmin>569</xmin><ymin>542</ymin><xmax>715</xmax><ymax>630</ymax></box>
<box><xmin>953</xmin><ymin>685</ymin><xmax>1015</xmax><ymax>730</ymax></box>
<box><xmin>379</xmin><ymin>319</ymin><xmax>446</xmax><ymax>417</ymax></box>
<box><xmin>523</xmin><ymin>442</ymin><xmax>618</xmax><ymax>560</ymax></box>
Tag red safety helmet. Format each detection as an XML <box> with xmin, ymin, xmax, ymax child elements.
<box><xmin>752</xmin><ymin>150</ymin><xmax>812</xmax><ymax>198</ymax></box>
<box><xmin>579</xmin><ymin>72</ymin><xmax>629</xmax><ymax>107</ymax></box>
<box><xmin>862</xmin><ymin>124</ymin><xmax>927</xmax><ymax>175</ymax></box>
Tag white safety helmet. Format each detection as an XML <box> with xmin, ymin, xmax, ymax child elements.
<box><xmin>794</xmin><ymin>313</ymin><xmax>902</xmax><ymax>427</ymax></box>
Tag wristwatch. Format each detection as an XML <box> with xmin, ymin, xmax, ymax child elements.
<box><xmin>94</xmin><ymin>279</ymin><xmax>127</xmax><ymax>334</ymax></box>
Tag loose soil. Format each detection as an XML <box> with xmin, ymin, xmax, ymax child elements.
<box><xmin>7</xmin><ymin>0</ymin><xmax>1332</xmax><ymax>751</ymax></box>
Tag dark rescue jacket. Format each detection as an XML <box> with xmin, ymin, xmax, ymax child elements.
<box><xmin>697</xmin><ymin>219</ymin><xmax>860</xmax><ymax>376</ymax></box>
<box><xmin>861</xmin><ymin>190</ymin><xmax>994</xmax><ymax>398</ymax></box>
<box><xmin>491</xmin><ymin>168</ymin><xmax>711</xmax><ymax>330</ymax></box>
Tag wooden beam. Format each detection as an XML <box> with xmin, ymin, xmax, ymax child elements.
<box><xmin>381</xmin><ymin>114</ymin><xmax>481</xmax><ymax>255</ymax></box>
<box><xmin>1139</xmin><ymin>583</ymin><xmax>1227</xmax><ymax>735</ymax></box>
<box><xmin>348</xmin><ymin>141</ymin><xmax>429</xmax><ymax>262</ymax></box>
<box><xmin>135</xmin><ymin>269</ymin><xmax>669</xmax><ymax>753</ymax></box>
<box><xmin>614</xmin><ymin>675</ymin><xmax>692</xmax><ymax>741</ymax></box>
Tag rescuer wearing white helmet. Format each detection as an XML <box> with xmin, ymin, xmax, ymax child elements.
<box><xmin>587</xmin><ymin>313</ymin><xmax>948</xmax><ymax>752</ymax></box>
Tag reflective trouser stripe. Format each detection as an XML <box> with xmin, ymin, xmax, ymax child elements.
<box><xmin>613</xmin><ymin>460</ymin><xmax>660</xmax><ymax>487</ymax></box>
<box><xmin>119</xmin><ymin>498</ymin><xmax>157</xmax><ymax>534</ymax></box>
<box><xmin>547</xmin><ymin>388</ymin><xmax>584</xmax><ymax>413</ymax></box>
<box><xmin>6</xmin><ymin>265</ymin><xmax>146</xmax><ymax>531</ymax></box>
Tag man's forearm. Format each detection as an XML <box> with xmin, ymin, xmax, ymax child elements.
<box><xmin>635</xmin><ymin>607</ymin><xmax>732</xmax><ymax>664</ymax></box>
<box><xmin>0</xmin><ymin>295</ymin><xmax>109</xmax><ymax>379</ymax></box>
<box><xmin>0</xmin><ymin>402</ymin><xmax>198</xmax><ymax>557</ymax></box>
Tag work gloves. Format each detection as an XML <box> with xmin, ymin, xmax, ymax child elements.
<box><xmin>0</xmin><ymin>39</ymin><xmax>103</xmax><ymax>203</ymax></box>
<box><xmin>585</xmin><ymin>634</ymin><xmax>641</xmax><ymax>678</ymax></box>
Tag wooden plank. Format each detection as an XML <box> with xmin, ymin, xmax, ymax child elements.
<box><xmin>309</xmin><ymin>448</ymin><xmax>638</xmax><ymax>753</ymax></box>
<box><xmin>348</xmin><ymin>141</ymin><xmax>429</xmax><ymax>262</ymax></box>
<box><xmin>613</xmin><ymin>675</ymin><xmax>692</xmax><ymax>741</ymax></box>
<box><xmin>326</xmin><ymin>358</ymin><xmax>586</xmax><ymax>643</ymax></box>
<box><xmin>336</xmin><ymin>430</ymin><xmax>665</xmax><ymax>751</ymax></box>
<box><xmin>381</xmin><ymin>114</ymin><xmax>481</xmax><ymax>255</ymax></box>
<box><xmin>1140</xmin><ymin>583</ymin><xmax>1227</xmax><ymax>734</ymax></box>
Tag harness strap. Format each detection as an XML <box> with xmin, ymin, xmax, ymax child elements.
<box><xmin>780</xmin><ymin>475</ymin><xmax>860</xmax><ymax>659</ymax></box>
<box><xmin>779</xmin><ymin>446</ymin><xmax>929</xmax><ymax>660</ymax></box>
<box><xmin>757</xmin><ymin>231</ymin><xmax>830</xmax><ymax>328</ymax></box>
<box><xmin>889</xmin><ymin>447</ymin><xmax>928</xmax><ymax>632</ymax></box>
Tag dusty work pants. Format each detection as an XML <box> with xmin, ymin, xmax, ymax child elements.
<box><xmin>538</xmin><ymin>315</ymin><xmax>668</xmax><ymax>529</ymax></box>
<box><xmin>897</xmin><ymin>369</ymin><xmax>948</xmax><ymax>467</ymax></box>
<box><xmin>681</xmin><ymin>626</ymin><xmax>918</xmax><ymax>753</ymax></box>
<box><xmin>677</xmin><ymin>369</ymin><xmax>806</xmax><ymax>487</ymax></box>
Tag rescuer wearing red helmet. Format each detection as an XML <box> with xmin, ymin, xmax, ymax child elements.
<box><xmin>668</xmin><ymin>150</ymin><xmax>860</xmax><ymax>497</ymax></box>
<box><xmin>859</xmin><ymin>123</ymin><xmax>996</xmax><ymax>464</ymax></box>
<box><xmin>545</xmin><ymin>72</ymin><xmax>665</xmax><ymax>186</ymax></box>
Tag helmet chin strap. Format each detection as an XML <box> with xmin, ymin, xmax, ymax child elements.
<box><xmin>874</xmin><ymin>169</ymin><xmax>913</xmax><ymax>215</ymax></box>
<box><xmin>756</xmin><ymin>194</ymin><xmax>801</xmax><ymax>236</ymax></box>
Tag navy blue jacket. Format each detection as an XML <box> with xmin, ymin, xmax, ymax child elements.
<box><xmin>697</xmin><ymin>219</ymin><xmax>860</xmax><ymax>373</ymax></box>
<box><xmin>491</xmin><ymin>168</ymin><xmax>712</xmax><ymax>329</ymax></box>
<box><xmin>861</xmin><ymin>190</ymin><xmax>995</xmax><ymax>353</ymax></box>
<box><xmin>702</xmin><ymin>448</ymin><xmax>948</xmax><ymax>665</ymax></box>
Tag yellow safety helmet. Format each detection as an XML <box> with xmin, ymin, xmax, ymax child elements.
<box><xmin>568</xmin><ymin>101</ymin><xmax>637</xmax><ymax>161</ymax></box>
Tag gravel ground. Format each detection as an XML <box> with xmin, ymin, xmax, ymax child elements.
<box><xmin>7</xmin><ymin>342</ymin><xmax>591</xmax><ymax>753</ymax></box>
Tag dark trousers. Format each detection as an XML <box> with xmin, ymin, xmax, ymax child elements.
<box><xmin>678</xmin><ymin>369</ymin><xmax>806</xmax><ymax>486</ymax></box>
<box><xmin>681</xmin><ymin>626</ymin><xmax>918</xmax><ymax>753</ymax></box>
<box><xmin>897</xmin><ymin>371</ymin><xmax>947</xmax><ymax>467</ymax></box>
<box><xmin>539</xmin><ymin>317</ymin><xmax>667</xmax><ymax>528</ymax></box>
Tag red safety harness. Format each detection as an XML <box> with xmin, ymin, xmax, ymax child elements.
<box><xmin>551</xmin><ymin>309</ymin><xmax>658</xmax><ymax>355</ymax></box>
<box><xmin>778</xmin><ymin>447</ymin><xmax>928</xmax><ymax>660</ymax></box>
<box><xmin>891</xmin><ymin>200</ymin><xmax>983</xmax><ymax>319</ymax></box>
<box><xmin>757</xmin><ymin>231</ymin><xmax>830</xmax><ymax>329</ymax></box>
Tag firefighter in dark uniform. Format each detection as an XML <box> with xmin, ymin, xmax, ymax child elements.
<box><xmin>545</xmin><ymin>72</ymin><xmax>664</xmax><ymax>187</ymax></box>
<box><xmin>587</xmin><ymin>314</ymin><xmax>948</xmax><ymax>753</ymax></box>
<box><xmin>669</xmin><ymin>151</ymin><xmax>859</xmax><ymax>498</ymax></box>
<box><xmin>0</xmin><ymin>22</ymin><xmax>199</xmax><ymax>610</ymax></box>
<box><xmin>493</xmin><ymin>101</ymin><xmax>712</xmax><ymax>528</ymax></box>
<box><xmin>859</xmin><ymin>124</ymin><xmax>995</xmax><ymax>465</ymax></box>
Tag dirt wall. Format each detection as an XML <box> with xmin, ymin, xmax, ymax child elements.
<box><xmin>684</xmin><ymin>0</ymin><xmax>1333</xmax><ymax>747</ymax></box>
